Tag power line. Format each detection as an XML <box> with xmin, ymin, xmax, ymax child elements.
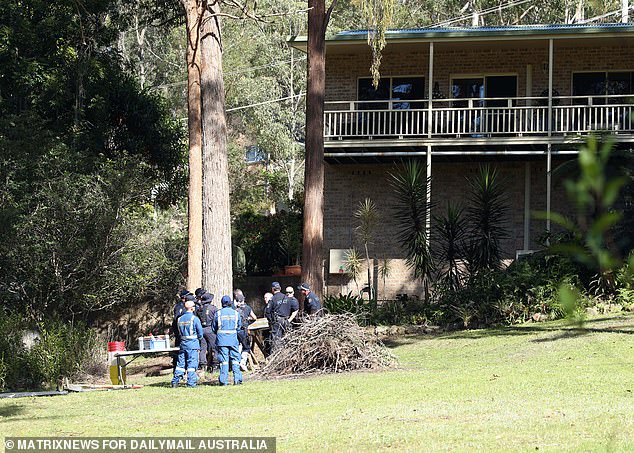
<box><xmin>151</xmin><ymin>56</ymin><xmax>306</xmax><ymax>90</ymax></box>
<box><xmin>432</xmin><ymin>0</ymin><xmax>534</xmax><ymax>28</ymax></box>
<box><xmin>179</xmin><ymin>92</ymin><xmax>305</xmax><ymax>121</ymax></box>
<box><xmin>227</xmin><ymin>92</ymin><xmax>305</xmax><ymax>112</ymax></box>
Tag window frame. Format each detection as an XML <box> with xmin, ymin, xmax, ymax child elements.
<box><xmin>357</xmin><ymin>75</ymin><xmax>426</xmax><ymax>110</ymax></box>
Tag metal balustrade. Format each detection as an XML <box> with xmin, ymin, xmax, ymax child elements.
<box><xmin>324</xmin><ymin>96</ymin><xmax>634</xmax><ymax>141</ymax></box>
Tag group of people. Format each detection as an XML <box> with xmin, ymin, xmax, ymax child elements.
<box><xmin>170</xmin><ymin>281</ymin><xmax>321</xmax><ymax>388</ymax></box>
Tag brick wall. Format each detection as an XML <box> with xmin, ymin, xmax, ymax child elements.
<box><xmin>323</xmin><ymin>157</ymin><xmax>575</xmax><ymax>298</ymax></box>
<box><xmin>326</xmin><ymin>43</ymin><xmax>634</xmax><ymax>101</ymax></box>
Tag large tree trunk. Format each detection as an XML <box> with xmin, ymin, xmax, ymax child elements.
<box><xmin>302</xmin><ymin>0</ymin><xmax>329</xmax><ymax>298</ymax></box>
<box><xmin>181</xmin><ymin>0</ymin><xmax>203</xmax><ymax>291</ymax></box>
<box><xmin>200</xmin><ymin>3</ymin><xmax>232</xmax><ymax>300</ymax></box>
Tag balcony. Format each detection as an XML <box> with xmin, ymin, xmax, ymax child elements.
<box><xmin>324</xmin><ymin>95</ymin><xmax>634</xmax><ymax>149</ymax></box>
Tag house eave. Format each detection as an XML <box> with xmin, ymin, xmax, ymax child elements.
<box><xmin>288</xmin><ymin>23</ymin><xmax>634</xmax><ymax>53</ymax></box>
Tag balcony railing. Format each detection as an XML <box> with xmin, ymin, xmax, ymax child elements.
<box><xmin>324</xmin><ymin>95</ymin><xmax>634</xmax><ymax>141</ymax></box>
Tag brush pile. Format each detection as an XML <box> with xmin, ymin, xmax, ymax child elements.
<box><xmin>257</xmin><ymin>314</ymin><xmax>396</xmax><ymax>377</ymax></box>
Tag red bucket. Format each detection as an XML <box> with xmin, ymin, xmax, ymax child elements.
<box><xmin>107</xmin><ymin>341</ymin><xmax>126</xmax><ymax>352</ymax></box>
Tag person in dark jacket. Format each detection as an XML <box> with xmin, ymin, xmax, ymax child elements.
<box><xmin>213</xmin><ymin>295</ymin><xmax>243</xmax><ymax>385</ymax></box>
<box><xmin>264</xmin><ymin>281</ymin><xmax>298</xmax><ymax>353</ymax></box>
<box><xmin>298</xmin><ymin>282</ymin><xmax>322</xmax><ymax>317</ymax></box>
<box><xmin>171</xmin><ymin>300</ymin><xmax>204</xmax><ymax>388</ymax></box>
<box><xmin>234</xmin><ymin>289</ymin><xmax>257</xmax><ymax>371</ymax></box>
<box><xmin>196</xmin><ymin>291</ymin><xmax>217</xmax><ymax>373</ymax></box>
<box><xmin>173</xmin><ymin>290</ymin><xmax>192</xmax><ymax>347</ymax></box>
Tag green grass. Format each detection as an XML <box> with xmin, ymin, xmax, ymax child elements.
<box><xmin>2</xmin><ymin>313</ymin><xmax>634</xmax><ymax>452</ymax></box>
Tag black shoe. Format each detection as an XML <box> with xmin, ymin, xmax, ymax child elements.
<box><xmin>171</xmin><ymin>383</ymin><xmax>178</xmax><ymax>388</ymax></box>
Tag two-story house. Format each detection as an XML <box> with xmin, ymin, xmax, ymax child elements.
<box><xmin>289</xmin><ymin>23</ymin><xmax>634</xmax><ymax>298</ymax></box>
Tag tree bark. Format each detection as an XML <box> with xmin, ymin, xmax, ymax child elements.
<box><xmin>200</xmin><ymin>2</ymin><xmax>232</xmax><ymax>300</ymax></box>
<box><xmin>302</xmin><ymin>0</ymin><xmax>328</xmax><ymax>299</ymax></box>
<box><xmin>181</xmin><ymin>0</ymin><xmax>204</xmax><ymax>292</ymax></box>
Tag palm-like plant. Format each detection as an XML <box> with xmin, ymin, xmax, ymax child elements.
<box><xmin>343</xmin><ymin>248</ymin><xmax>363</xmax><ymax>294</ymax></box>
<box><xmin>389</xmin><ymin>160</ymin><xmax>434</xmax><ymax>298</ymax></box>
<box><xmin>354</xmin><ymin>198</ymin><xmax>379</xmax><ymax>300</ymax></box>
<box><xmin>433</xmin><ymin>202</ymin><xmax>468</xmax><ymax>291</ymax></box>
<box><xmin>465</xmin><ymin>165</ymin><xmax>509</xmax><ymax>275</ymax></box>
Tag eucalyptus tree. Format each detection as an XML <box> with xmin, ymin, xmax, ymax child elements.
<box><xmin>302</xmin><ymin>0</ymin><xmax>395</xmax><ymax>298</ymax></box>
<box><xmin>0</xmin><ymin>0</ymin><xmax>186</xmax><ymax>318</ymax></box>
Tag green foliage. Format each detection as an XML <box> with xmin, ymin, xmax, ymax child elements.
<box><xmin>435</xmin><ymin>252</ymin><xmax>582</xmax><ymax>327</ymax></box>
<box><xmin>0</xmin><ymin>314</ymin><xmax>106</xmax><ymax>391</ymax></box>
<box><xmin>550</xmin><ymin>136</ymin><xmax>627</xmax><ymax>276</ymax></box>
<box><xmin>343</xmin><ymin>248</ymin><xmax>364</xmax><ymax>292</ymax></box>
<box><xmin>0</xmin><ymin>138</ymin><xmax>187</xmax><ymax>317</ymax></box>
<box><xmin>323</xmin><ymin>292</ymin><xmax>367</xmax><ymax>315</ymax></box>
<box><xmin>355</xmin><ymin>0</ymin><xmax>395</xmax><ymax>87</ymax></box>
<box><xmin>433</xmin><ymin>202</ymin><xmax>468</xmax><ymax>291</ymax></box>
<box><xmin>354</xmin><ymin>198</ymin><xmax>379</xmax><ymax>296</ymax></box>
<box><xmin>232</xmin><ymin>210</ymin><xmax>303</xmax><ymax>275</ymax></box>
<box><xmin>370</xmin><ymin>296</ymin><xmax>433</xmax><ymax>326</ymax></box>
<box><xmin>0</xmin><ymin>0</ymin><xmax>186</xmax><ymax>320</ymax></box>
<box><xmin>389</xmin><ymin>160</ymin><xmax>434</xmax><ymax>294</ymax></box>
<box><xmin>465</xmin><ymin>165</ymin><xmax>509</xmax><ymax>274</ymax></box>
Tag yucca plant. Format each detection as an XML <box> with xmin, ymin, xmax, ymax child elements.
<box><xmin>433</xmin><ymin>201</ymin><xmax>468</xmax><ymax>291</ymax></box>
<box><xmin>465</xmin><ymin>165</ymin><xmax>509</xmax><ymax>275</ymax></box>
<box><xmin>389</xmin><ymin>160</ymin><xmax>434</xmax><ymax>300</ymax></box>
<box><xmin>354</xmin><ymin>198</ymin><xmax>379</xmax><ymax>300</ymax></box>
<box><xmin>378</xmin><ymin>258</ymin><xmax>392</xmax><ymax>301</ymax></box>
<box><xmin>344</xmin><ymin>248</ymin><xmax>363</xmax><ymax>294</ymax></box>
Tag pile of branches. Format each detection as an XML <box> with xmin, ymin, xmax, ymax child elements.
<box><xmin>257</xmin><ymin>314</ymin><xmax>396</xmax><ymax>377</ymax></box>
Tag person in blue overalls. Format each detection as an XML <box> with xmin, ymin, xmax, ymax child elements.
<box><xmin>213</xmin><ymin>295</ymin><xmax>243</xmax><ymax>386</ymax></box>
<box><xmin>171</xmin><ymin>300</ymin><xmax>203</xmax><ymax>388</ymax></box>
<box><xmin>196</xmin><ymin>291</ymin><xmax>217</xmax><ymax>373</ymax></box>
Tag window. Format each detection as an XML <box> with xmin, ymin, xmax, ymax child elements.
<box><xmin>245</xmin><ymin>146</ymin><xmax>266</xmax><ymax>164</ymax></box>
<box><xmin>358</xmin><ymin>77</ymin><xmax>425</xmax><ymax>110</ymax></box>
<box><xmin>451</xmin><ymin>75</ymin><xmax>517</xmax><ymax>107</ymax></box>
<box><xmin>573</xmin><ymin>71</ymin><xmax>634</xmax><ymax>105</ymax></box>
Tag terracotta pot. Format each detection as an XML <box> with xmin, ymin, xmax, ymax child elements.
<box><xmin>284</xmin><ymin>264</ymin><xmax>302</xmax><ymax>276</ymax></box>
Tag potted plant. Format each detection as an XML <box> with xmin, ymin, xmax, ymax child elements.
<box><xmin>279</xmin><ymin>222</ymin><xmax>302</xmax><ymax>275</ymax></box>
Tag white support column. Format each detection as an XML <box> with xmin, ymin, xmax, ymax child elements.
<box><xmin>426</xmin><ymin>42</ymin><xmax>434</xmax><ymax>247</ymax></box>
<box><xmin>546</xmin><ymin>39</ymin><xmax>553</xmax><ymax>241</ymax></box>
<box><xmin>623</xmin><ymin>0</ymin><xmax>629</xmax><ymax>23</ymax></box>
<box><xmin>426</xmin><ymin>144</ymin><xmax>432</xmax><ymax>247</ymax></box>
<box><xmin>526</xmin><ymin>64</ymin><xmax>533</xmax><ymax>104</ymax></box>
<box><xmin>427</xmin><ymin>42</ymin><xmax>434</xmax><ymax>139</ymax></box>
<box><xmin>523</xmin><ymin>162</ymin><xmax>531</xmax><ymax>251</ymax></box>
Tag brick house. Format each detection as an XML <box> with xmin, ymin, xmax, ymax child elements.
<box><xmin>289</xmin><ymin>24</ymin><xmax>634</xmax><ymax>299</ymax></box>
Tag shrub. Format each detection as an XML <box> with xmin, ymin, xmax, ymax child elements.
<box><xmin>323</xmin><ymin>292</ymin><xmax>367</xmax><ymax>317</ymax></box>
<box><xmin>0</xmin><ymin>313</ymin><xmax>106</xmax><ymax>391</ymax></box>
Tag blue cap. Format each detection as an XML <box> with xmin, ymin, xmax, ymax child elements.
<box><xmin>271</xmin><ymin>281</ymin><xmax>281</xmax><ymax>290</ymax></box>
<box><xmin>201</xmin><ymin>293</ymin><xmax>214</xmax><ymax>303</ymax></box>
<box><xmin>221</xmin><ymin>295</ymin><xmax>232</xmax><ymax>307</ymax></box>
<box><xmin>298</xmin><ymin>282</ymin><xmax>310</xmax><ymax>291</ymax></box>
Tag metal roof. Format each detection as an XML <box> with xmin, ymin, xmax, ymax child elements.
<box><xmin>288</xmin><ymin>23</ymin><xmax>634</xmax><ymax>48</ymax></box>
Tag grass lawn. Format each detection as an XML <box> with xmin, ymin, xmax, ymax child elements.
<box><xmin>1</xmin><ymin>313</ymin><xmax>634</xmax><ymax>452</ymax></box>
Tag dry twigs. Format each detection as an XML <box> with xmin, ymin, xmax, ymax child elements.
<box><xmin>256</xmin><ymin>314</ymin><xmax>396</xmax><ymax>378</ymax></box>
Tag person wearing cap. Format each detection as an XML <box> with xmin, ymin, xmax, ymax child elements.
<box><xmin>234</xmin><ymin>289</ymin><xmax>257</xmax><ymax>370</ymax></box>
<box><xmin>171</xmin><ymin>299</ymin><xmax>204</xmax><ymax>388</ymax></box>
<box><xmin>173</xmin><ymin>290</ymin><xmax>194</xmax><ymax>349</ymax></box>
<box><xmin>212</xmin><ymin>295</ymin><xmax>243</xmax><ymax>385</ymax></box>
<box><xmin>264</xmin><ymin>281</ymin><xmax>299</xmax><ymax>352</ymax></box>
<box><xmin>196</xmin><ymin>291</ymin><xmax>218</xmax><ymax>373</ymax></box>
<box><xmin>298</xmin><ymin>282</ymin><xmax>322</xmax><ymax>317</ymax></box>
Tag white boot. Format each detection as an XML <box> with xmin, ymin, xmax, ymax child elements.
<box><xmin>240</xmin><ymin>352</ymin><xmax>249</xmax><ymax>371</ymax></box>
